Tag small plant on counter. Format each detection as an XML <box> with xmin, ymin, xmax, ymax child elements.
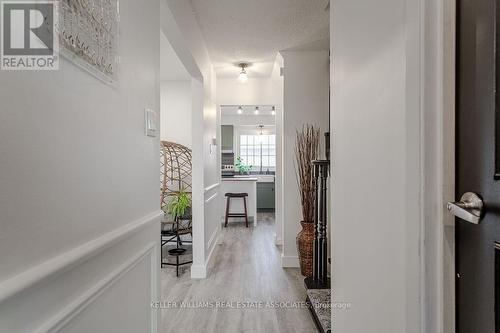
<box><xmin>166</xmin><ymin>190</ymin><xmax>192</xmax><ymax>219</ymax></box>
<box><xmin>235</xmin><ymin>157</ymin><xmax>252</xmax><ymax>174</ymax></box>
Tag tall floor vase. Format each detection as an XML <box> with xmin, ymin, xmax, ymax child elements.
<box><xmin>297</xmin><ymin>221</ymin><xmax>314</xmax><ymax>277</ymax></box>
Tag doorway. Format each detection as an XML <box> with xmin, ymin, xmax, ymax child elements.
<box><xmin>219</xmin><ymin>105</ymin><xmax>277</xmax><ymax>231</ymax></box>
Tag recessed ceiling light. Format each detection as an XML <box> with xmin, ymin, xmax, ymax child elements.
<box><xmin>254</xmin><ymin>106</ymin><xmax>259</xmax><ymax>115</ymax></box>
<box><xmin>237</xmin><ymin>106</ymin><xmax>243</xmax><ymax>114</ymax></box>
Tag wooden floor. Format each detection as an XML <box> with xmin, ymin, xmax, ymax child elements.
<box><xmin>160</xmin><ymin>213</ymin><xmax>318</xmax><ymax>333</ymax></box>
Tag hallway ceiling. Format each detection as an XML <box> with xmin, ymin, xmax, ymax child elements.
<box><xmin>190</xmin><ymin>0</ymin><xmax>329</xmax><ymax>78</ymax></box>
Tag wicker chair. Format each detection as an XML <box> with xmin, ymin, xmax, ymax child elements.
<box><xmin>160</xmin><ymin>141</ymin><xmax>193</xmax><ymax>276</ymax></box>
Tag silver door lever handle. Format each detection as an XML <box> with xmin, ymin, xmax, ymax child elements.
<box><xmin>447</xmin><ymin>192</ymin><xmax>484</xmax><ymax>224</ymax></box>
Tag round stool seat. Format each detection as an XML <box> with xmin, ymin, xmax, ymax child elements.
<box><xmin>225</xmin><ymin>192</ymin><xmax>248</xmax><ymax>197</ymax></box>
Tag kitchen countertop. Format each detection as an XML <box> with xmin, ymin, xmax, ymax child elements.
<box><xmin>222</xmin><ymin>177</ymin><xmax>258</xmax><ymax>181</ymax></box>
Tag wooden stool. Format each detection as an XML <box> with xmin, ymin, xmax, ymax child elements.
<box><xmin>224</xmin><ymin>193</ymin><xmax>249</xmax><ymax>227</ymax></box>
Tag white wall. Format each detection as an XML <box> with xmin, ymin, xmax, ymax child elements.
<box><xmin>221</xmin><ymin>114</ymin><xmax>275</xmax><ymax>126</ymax></box>
<box><xmin>217</xmin><ymin>77</ymin><xmax>282</xmax><ymax>106</ymax></box>
<box><xmin>280</xmin><ymin>50</ymin><xmax>330</xmax><ymax>267</ymax></box>
<box><xmin>160</xmin><ymin>80</ymin><xmax>192</xmax><ymax>147</ymax></box>
<box><xmin>0</xmin><ymin>0</ymin><xmax>161</xmax><ymax>331</ymax></box>
<box><xmin>330</xmin><ymin>0</ymin><xmax>422</xmax><ymax>332</ymax></box>
<box><xmin>164</xmin><ymin>0</ymin><xmax>219</xmax><ymax>279</ymax></box>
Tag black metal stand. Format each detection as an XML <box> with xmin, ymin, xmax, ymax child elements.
<box><xmin>161</xmin><ymin>218</ymin><xmax>192</xmax><ymax>277</ymax></box>
<box><xmin>305</xmin><ymin>159</ymin><xmax>330</xmax><ymax>289</ymax></box>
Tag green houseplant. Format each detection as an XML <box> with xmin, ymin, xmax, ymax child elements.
<box><xmin>235</xmin><ymin>157</ymin><xmax>252</xmax><ymax>174</ymax></box>
<box><xmin>166</xmin><ymin>190</ymin><xmax>192</xmax><ymax>219</ymax></box>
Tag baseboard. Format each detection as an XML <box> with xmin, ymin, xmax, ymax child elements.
<box><xmin>274</xmin><ymin>233</ymin><xmax>283</xmax><ymax>245</ymax></box>
<box><xmin>206</xmin><ymin>223</ymin><xmax>220</xmax><ymax>251</ymax></box>
<box><xmin>205</xmin><ymin>225</ymin><xmax>220</xmax><ymax>270</ymax></box>
<box><xmin>281</xmin><ymin>254</ymin><xmax>300</xmax><ymax>267</ymax></box>
<box><xmin>190</xmin><ymin>264</ymin><xmax>206</xmax><ymax>279</ymax></box>
<box><xmin>191</xmin><ymin>225</ymin><xmax>220</xmax><ymax>279</ymax></box>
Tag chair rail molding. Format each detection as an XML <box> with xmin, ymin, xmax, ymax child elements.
<box><xmin>205</xmin><ymin>192</ymin><xmax>218</xmax><ymax>204</ymax></box>
<box><xmin>204</xmin><ymin>182</ymin><xmax>220</xmax><ymax>193</ymax></box>
<box><xmin>35</xmin><ymin>242</ymin><xmax>158</xmax><ymax>333</ymax></box>
<box><xmin>0</xmin><ymin>210</ymin><xmax>163</xmax><ymax>304</ymax></box>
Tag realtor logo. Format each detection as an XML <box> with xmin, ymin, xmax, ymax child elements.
<box><xmin>1</xmin><ymin>0</ymin><xmax>58</xmax><ymax>70</ymax></box>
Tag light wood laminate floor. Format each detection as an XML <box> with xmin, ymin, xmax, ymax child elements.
<box><xmin>160</xmin><ymin>213</ymin><xmax>318</xmax><ymax>333</ymax></box>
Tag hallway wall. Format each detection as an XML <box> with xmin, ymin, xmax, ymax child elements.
<box><xmin>330</xmin><ymin>0</ymin><xmax>423</xmax><ymax>332</ymax></box>
<box><xmin>0</xmin><ymin>0</ymin><xmax>161</xmax><ymax>331</ymax></box>
<box><xmin>280</xmin><ymin>50</ymin><xmax>330</xmax><ymax>267</ymax></box>
<box><xmin>160</xmin><ymin>80</ymin><xmax>192</xmax><ymax>147</ymax></box>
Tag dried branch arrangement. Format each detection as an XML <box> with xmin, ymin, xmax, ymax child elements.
<box><xmin>294</xmin><ymin>124</ymin><xmax>320</xmax><ymax>223</ymax></box>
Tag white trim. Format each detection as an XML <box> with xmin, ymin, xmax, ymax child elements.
<box><xmin>205</xmin><ymin>225</ymin><xmax>220</xmax><ymax>267</ymax></box>
<box><xmin>441</xmin><ymin>1</ymin><xmax>456</xmax><ymax>331</ymax></box>
<box><xmin>190</xmin><ymin>79</ymin><xmax>205</xmax><ymax>280</ymax></box>
<box><xmin>273</xmin><ymin>233</ymin><xmax>282</xmax><ymax>246</ymax></box>
<box><xmin>421</xmin><ymin>0</ymin><xmax>456</xmax><ymax>331</ymax></box>
<box><xmin>150</xmin><ymin>238</ymin><xmax>159</xmax><ymax>333</ymax></box>
<box><xmin>190</xmin><ymin>264</ymin><xmax>207</xmax><ymax>279</ymax></box>
<box><xmin>205</xmin><ymin>192</ymin><xmax>218</xmax><ymax>204</ymax></box>
<box><xmin>204</xmin><ymin>183</ymin><xmax>219</xmax><ymax>193</ymax></box>
<box><xmin>405</xmin><ymin>0</ymin><xmax>425</xmax><ymax>331</ymax></box>
<box><xmin>281</xmin><ymin>255</ymin><xmax>299</xmax><ymax>267</ymax></box>
<box><xmin>438</xmin><ymin>0</ymin><xmax>456</xmax><ymax>331</ymax></box>
<box><xmin>35</xmin><ymin>242</ymin><xmax>158</xmax><ymax>333</ymax></box>
<box><xmin>206</xmin><ymin>223</ymin><xmax>220</xmax><ymax>251</ymax></box>
<box><xmin>191</xmin><ymin>224</ymin><xmax>221</xmax><ymax>279</ymax></box>
<box><xmin>0</xmin><ymin>210</ymin><xmax>162</xmax><ymax>304</ymax></box>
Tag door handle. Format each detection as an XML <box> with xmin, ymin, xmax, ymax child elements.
<box><xmin>447</xmin><ymin>192</ymin><xmax>484</xmax><ymax>224</ymax></box>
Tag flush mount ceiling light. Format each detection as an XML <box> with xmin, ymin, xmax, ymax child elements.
<box><xmin>237</xmin><ymin>106</ymin><xmax>243</xmax><ymax>114</ymax></box>
<box><xmin>254</xmin><ymin>106</ymin><xmax>259</xmax><ymax>115</ymax></box>
<box><xmin>271</xmin><ymin>106</ymin><xmax>276</xmax><ymax>115</ymax></box>
<box><xmin>238</xmin><ymin>63</ymin><xmax>248</xmax><ymax>83</ymax></box>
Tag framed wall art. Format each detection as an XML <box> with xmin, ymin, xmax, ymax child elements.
<box><xmin>58</xmin><ymin>0</ymin><xmax>119</xmax><ymax>84</ymax></box>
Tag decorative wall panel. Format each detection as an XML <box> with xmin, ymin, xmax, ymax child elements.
<box><xmin>59</xmin><ymin>0</ymin><xmax>119</xmax><ymax>83</ymax></box>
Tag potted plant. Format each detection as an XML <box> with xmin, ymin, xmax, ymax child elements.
<box><xmin>235</xmin><ymin>157</ymin><xmax>252</xmax><ymax>175</ymax></box>
<box><xmin>166</xmin><ymin>190</ymin><xmax>192</xmax><ymax>220</ymax></box>
<box><xmin>294</xmin><ymin>124</ymin><xmax>320</xmax><ymax>277</ymax></box>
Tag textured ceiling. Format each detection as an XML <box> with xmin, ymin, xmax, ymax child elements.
<box><xmin>190</xmin><ymin>0</ymin><xmax>329</xmax><ymax>78</ymax></box>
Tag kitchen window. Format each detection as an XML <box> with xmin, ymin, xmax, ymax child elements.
<box><xmin>239</xmin><ymin>134</ymin><xmax>276</xmax><ymax>172</ymax></box>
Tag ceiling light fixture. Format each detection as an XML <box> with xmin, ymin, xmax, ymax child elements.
<box><xmin>237</xmin><ymin>106</ymin><xmax>243</xmax><ymax>114</ymax></box>
<box><xmin>271</xmin><ymin>106</ymin><xmax>276</xmax><ymax>115</ymax></box>
<box><xmin>238</xmin><ymin>63</ymin><xmax>248</xmax><ymax>83</ymax></box>
<box><xmin>259</xmin><ymin>125</ymin><xmax>264</xmax><ymax>135</ymax></box>
<box><xmin>254</xmin><ymin>106</ymin><xmax>259</xmax><ymax>115</ymax></box>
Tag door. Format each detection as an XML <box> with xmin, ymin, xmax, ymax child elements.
<box><xmin>456</xmin><ymin>0</ymin><xmax>500</xmax><ymax>331</ymax></box>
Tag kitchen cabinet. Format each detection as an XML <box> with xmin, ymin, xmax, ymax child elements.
<box><xmin>221</xmin><ymin>125</ymin><xmax>234</xmax><ymax>152</ymax></box>
<box><xmin>257</xmin><ymin>182</ymin><xmax>275</xmax><ymax>211</ymax></box>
